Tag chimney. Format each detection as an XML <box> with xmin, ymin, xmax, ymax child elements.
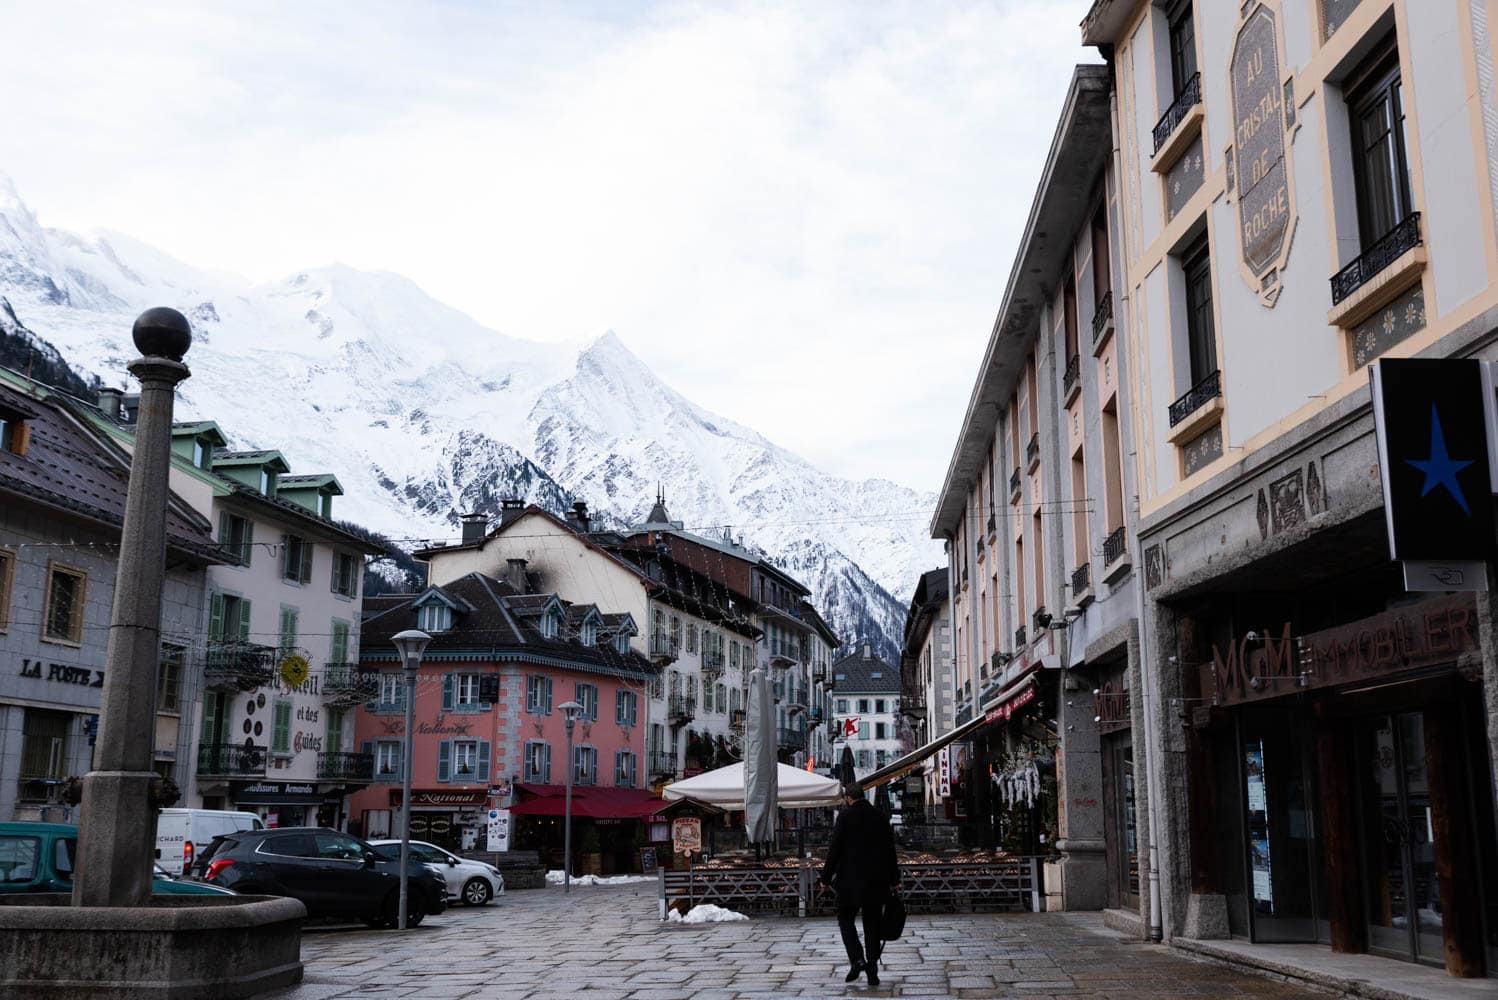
<box><xmin>97</xmin><ymin>387</ymin><xmax>123</xmax><ymax>420</ymax></box>
<box><xmin>862</xmin><ymin>642</ymin><xmax>871</xmax><ymax>659</ymax></box>
<box><xmin>499</xmin><ymin>497</ymin><xmax>526</xmax><ymax>527</ymax></box>
<box><xmin>460</xmin><ymin>512</ymin><xmax>488</xmax><ymax>545</ymax></box>
<box><xmin>506</xmin><ymin>558</ymin><xmax>529</xmax><ymax>593</ymax></box>
<box><xmin>565</xmin><ymin>501</ymin><xmax>591</xmax><ymax>533</ymax></box>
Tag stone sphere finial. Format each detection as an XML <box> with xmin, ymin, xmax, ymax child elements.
<box><xmin>131</xmin><ymin>307</ymin><xmax>192</xmax><ymax>361</ymax></box>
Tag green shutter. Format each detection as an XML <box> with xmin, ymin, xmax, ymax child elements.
<box><xmin>238</xmin><ymin>599</ymin><xmax>252</xmax><ymax>641</ymax></box>
<box><xmin>477</xmin><ymin>741</ymin><xmax>491</xmax><ymax>784</ymax></box>
<box><xmin>437</xmin><ymin>740</ymin><xmax>451</xmax><ymax>783</ymax></box>
<box><xmin>242</xmin><ymin>520</ymin><xmax>253</xmax><ymax>567</ymax></box>
<box><xmin>279</xmin><ymin>608</ymin><xmax>298</xmax><ymax>655</ymax></box>
<box><xmin>331</xmin><ymin>621</ymin><xmax>349</xmax><ymax>663</ymax></box>
<box><xmin>218</xmin><ymin>512</ymin><xmax>231</xmax><ymax>557</ymax></box>
<box><xmin>272</xmin><ymin>701</ymin><xmax>291</xmax><ymax>754</ymax></box>
<box><xmin>325</xmin><ymin>709</ymin><xmax>344</xmax><ymax>751</ymax></box>
<box><xmin>209</xmin><ymin>593</ymin><xmax>225</xmax><ymax>642</ymax></box>
<box><xmin>202</xmin><ymin>693</ymin><xmax>221</xmax><ymax>745</ymax></box>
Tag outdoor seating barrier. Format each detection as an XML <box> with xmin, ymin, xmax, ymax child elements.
<box><xmin>659</xmin><ymin>857</ymin><xmax>1043</xmax><ymax>920</ymax></box>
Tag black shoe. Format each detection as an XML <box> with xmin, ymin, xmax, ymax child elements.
<box><xmin>866</xmin><ymin>963</ymin><xmax>881</xmax><ymax>987</ymax></box>
<box><xmin>844</xmin><ymin>961</ymin><xmax>864</xmax><ymax>983</ymax></box>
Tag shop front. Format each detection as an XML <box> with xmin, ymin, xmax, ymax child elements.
<box><xmin>231</xmin><ymin>780</ymin><xmax>324</xmax><ymax>828</ymax></box>
<box><xmin>1183</xmin><ymin>591</ymin><xmax>1498</xmax><ymax>976</ymax></box>
<box><xmin>1093</xmin><ymin>663</ymin><xmax>1140</xmax><ymax>913</ymax></box>
<box><xmin>387</xmin><ymin>789</ymin><xmax>490</xmax><ymax>852</ymax></box>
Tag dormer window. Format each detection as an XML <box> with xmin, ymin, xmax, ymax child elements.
<box><xmin>614</xmin><ymin>632</ymin><xmax>630</xmax><ymax>654</ymax></box>
<box><xmin>418</xmin><ymin>604</ymin><xmax>451</xmax><ymax>633</ymax></box>
<box><xmin>259</xmin><ymin>469</ymin><xmax>274</xmax><ymax>496</ymax></box>
<box><xmin>0</xmin><ymin>411</ymin><xmax>28</xmax><ymax>456</ymax></box>
<box><xmin>319</xmin><ymin>494</ymin><xmax>332</xmax><ymax>518</ymax></box>
<box><xmin>541</xmin><ymin>607</ymin><xmax>562</xmax><ymax>639</ymax></box>
<box><xmin>581</xmin><ymin>617</ymin><xmax>597</xmax><ymax>646</ymax></box>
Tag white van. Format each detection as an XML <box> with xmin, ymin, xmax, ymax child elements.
<box><xmin>155</xmin><ymin>809</ymin><xmax>264</xmax><ymax>875</ymax></box>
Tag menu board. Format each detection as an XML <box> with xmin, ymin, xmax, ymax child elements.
<box><xmin>1244</xmin><ymin>741</ymin><xmax>1273</xmax><ymax>909</ymax></box>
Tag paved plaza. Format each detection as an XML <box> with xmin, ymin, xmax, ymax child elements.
<box><xmin>270</xmin><ymin>882</ymin><xmax>1335</xmax><ymax>1000</ymax></box>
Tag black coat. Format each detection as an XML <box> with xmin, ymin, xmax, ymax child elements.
<box><xmin>820</xmin><ymin>799</ymin><xmax>899</xmax><ymax>908</ymax></box>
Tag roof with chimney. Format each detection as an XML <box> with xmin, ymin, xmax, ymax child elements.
<box><xmin>830</xmin><ymin>645</ymin><xmax>899</xmax><ymax>693</ymax></box>
<box><xmin>359</xmin><ymin>571</ymin><xmax>655</xmax><ymax>679</ymax></box>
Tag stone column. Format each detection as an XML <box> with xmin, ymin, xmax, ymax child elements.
<box><xmin>73</xmin><ymin>308</ymin><xmax>191</xmax><ymax>908</ymax></box>
<box><xmin>1054</xmin><ymin>674</ymin><xmax>1107</xmax><ymax>910</ymax></box>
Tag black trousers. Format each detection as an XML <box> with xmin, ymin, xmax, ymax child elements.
<box><xmin>836</xmin><ymin>901</ymin><xmax>883</xmax><ymax>966</ymax></box>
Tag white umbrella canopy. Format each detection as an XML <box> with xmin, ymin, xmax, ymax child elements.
<box><xmin>662</xmin><ymin>762</ymin><xmax>843</xmax><ymax>810</ymax></box>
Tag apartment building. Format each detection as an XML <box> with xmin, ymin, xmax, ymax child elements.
<box><xmin>898</xmin><ymin>569</ymin><xmax>955</xmax><ymax>815</ymax></box>
<box><xmin>1085</xmin><ymin>0</ymin><xmax>1498</xmax><ymax>977</ymax></box>
<box><xmin>829</xmin><ymin>646</ymin><xmax>902</xmax><ymax>798</ymax></box>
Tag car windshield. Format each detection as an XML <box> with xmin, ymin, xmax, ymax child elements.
<box><xmin>0</xmin><ymin>836</ymin><xmax>40</xmax><ymax>882</ymax></box>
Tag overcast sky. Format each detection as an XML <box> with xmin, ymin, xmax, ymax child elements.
<box><xmin>3</xmin><ymin>0</ymin><xmax>1097</xmax><ymax>494</ymax></box>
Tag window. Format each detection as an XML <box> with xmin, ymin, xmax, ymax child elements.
<box><xmin>1347</xmin><ymin>40</ymin><xmax>1413</xmax><ymax>249</ymax></box>
<box><xmin>526</xmin><ymin>674</ymin><xmax>553</xmax><ymax>715</ymax></box>
<box><xmin>524</xmin><ymin>741</ymin><xmax>551</xmax><ymax>783</ymax></box>
<box><xmin>614</xmin><ymin>631</ymin><xmax>630</xmax><ymax>654</ymax></box>
<box><xmin>278</xmin><ymin>607</ymin><xmax>298</xmax><ymax>656</ymax></box>
<box><xmin>156</xmin><ymin>643</ymin><xmax>184</xmax><ymax>713</ymax></box>
<box><xmin>686</xmin><ymin>624</ymin><xmax>698</xmax><ymax>653</ymax></box>
<box><xmin>580</xmin><ymin>616</ymin><xmax>597</xmax><ymax>646</ymax></box>
<box><xmin>717</xmin><ymin>684</ymin><xmax>727</xmax><ymax>713</ymax></box>
<box><xmin>259</xmin><ymin>469</ymin><xmax>274</xmax><ymax>496</ymax></box>
<box><xmin>1092</xmin><ymin>204</ymin><xmax>1112</xmax><ymax>304</ymax></box>
<box><xmin>1183</xmin><ymin>236</ymin><xmax>1216</xmax><ymax>384</ymax></box>
<box><xmin>453</xmin><ymin>741</ymin><xmax>478</xmax><ymax>778</ymax></box>
<box><xmin>438</xmin><ymin>738</ymin><xmax>489</xmax><ymax>783</ymax></box>
<box><xmin>331</xmin><ymin>619</ymin><xmax>350</xmax><ymax>663</ymax></box>
<box><xmin>1063</xmin><ymin>275</ymin><xmax>1079</xmax><ymax>362</ymax></box>
<box><xmin>703</xmin><ymin>682</ymin><xmax>714</xmax><ymax>713</ymax></box>
<box><xmin>857</xmin><ymin>750</ymin><xmax>873</xmax><ymax>769</ymax></box>
<box><xmin>857</xmin><ymin>699</ymin><xmax>870</xmax><ymax>714</ymax></box>
<box><xmin>1167</xmin><ymin>0</ymin><xmax>1197</xmax><ymax>99</ymax></box>
<box><xmin>573</xmin><ymin>745</ymin><xmax>598</xmax><ymax>785</ymax></box>
<box><xmin>0</xmin><ymin>837</ymin><xmax>41</xmax><ymax>882</ymax></box>
<box><xmin>378</xmin><ymin>673</ymin><xmax>406</xmax><ymax>711</ymax></box>
<box><xmin>417</xmin><ymin>603</ymin><xmax>451</xmax><ymax>633</ymax></box>
<box><xmin>0</xmin><ymin>548</ymin><xmax>12</xmax><ymax>632</ymax></box>
<box><xmin>42</xmin><ymin>564</ymin><xmax>86</xmax><ymax>644</ymax></box>
<box><xmin>836</xmin><ymin>699</ymin><xmax>849</xmax><ymax>714</ymax></box>
<box><xmin>730</xmin><ymin>686</ymin><xmax>741</xmax><ymax>714</ymax></box>
<box><xmin>576</xmin><ymin>682</ymin><xmax>598</xmax><ymax>721</ymax></box>
<box><xmin>331</xmin><ymin>552</ymin><xmax>359</xmax><ymax>598</ymax></box>
<box><xmin>210</xmin><ymin>592</ymin><xmax>251</xmax><ymax>644</ymax></box>
<box><xmin>648</xmin><ymin>674</ymin><xmax>663</xmax><ymax>700</ymax></box>
<box><xmin>858</xmin><ymin>721</ymin><xmax>870</xmax><ymax>740</ymax></box>
<box><xmin>616</xmin><ymin>689</ymin><xmax>638</xmax><ymax>727</ymax></box>
<box><xmin>615</xmin><ymin>750</ymin><xmax>638</xmax><ymax>787</ymax></box>
<box><xmin>669</xmin><ymin>616</ymin><xmax>681</xmax><ymax>648</ymax></box>
<box><xmin>218</xmin><ymin>513</ymin><xmax>254</xmax><ymax>566</ymax></box>
<box><xmin>325</xmin><ymin>708</ymin><xmax>344</xmax><ymax>753</ymax></box>
<box><xmin>374</xmin><ymin>741</ymin><xmax>402</xmax><ymax>780</ymax></box>
<box><xmin>272</xmin><ymin>700</ymin><xmax>292</xmax><ymax>755</ymax></box>
<box><xmin>314</xmin><ymin>833</ymin><xmax>364</xmax><ymax>861</ymax></box>
<box><xmin>446</xmin><ymin>673</ymin><xmax>482</xmax><ymax>711</ymax></box>
<box><xmin>875</xmin><ymin>722</ymin><xmax>889</xmax><ymax>740</ymax></box>
<box><xmin>875</xmin><ymin>699</ymin><xmax>886</xmax><ymax>714</ymax></box>
<box><xmin>18</xmin><ymin>709</ymin><xmax>69</xmax><ymax>801</ymax></box>
<box><xmin>730</xmin><ymin>643</ymin><xmax>739</xmax><ymax>669</ymax></box>
<box><xmin>281</xmin><ymin>534</ymin><xmax>313</xmax><ymax>584</ymax></box>
<box><xmin>541</xmin><ymin>606</ymin><xmax>561</xmax><ymax>639</ymax></box>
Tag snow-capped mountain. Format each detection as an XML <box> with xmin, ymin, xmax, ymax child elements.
<box><xmin>0</xmin><ymin>175</ymin><xmax>941</xmax><ymax>656</ymax></box>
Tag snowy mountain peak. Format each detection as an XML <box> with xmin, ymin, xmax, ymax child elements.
<box><xmin>0</xmin><ymin>175</ymin><xmax>938</xmax><ymax>654</ymax></box>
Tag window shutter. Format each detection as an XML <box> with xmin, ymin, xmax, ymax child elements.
<box><xmin>218</xmin><ymin>512</ymin><xmax>231</xmax><ymax>553</ymax></box>
<box><xmin>280</xmin><ymin>534</ymin><xmax>290</xmax><ymax>579</ymax></box>
<box><xmin>477</xmin><ymin>741</ymin><xmax>491</xmax><ymax>784</ymax></box>
<box><xmin>209</xmin><ymin>593</ymin><xmax>225</xmax><ymax>641</ymax></box>
<box><xmin>630</xmin><ymin>693</ymin><xmax>637</xmax><ymax>727</ymax></box>
<box><xmin>239</xmin><ymin>599</ymin><xmax>252</xmax><ymax>641</ymax></box>
<box><xmin>437</xmin><ymin>739</ymin><xmax>451</xmax><ymax>782</ymax></box>
<box><xmin>242</xmin><ymin>520</ymin><xmax>253</xmax><ymax>567</ymax></box>
<box><xmin>273</xmin><ymin>701</ymin><xmax>290</xmax><ymax>753</ymax></box>
<box><xmin>442</xmin><ymin>673</ymin><xmax>455</xmax><ymax>712</ymax></box>
<box><xmin>543</xmin><ymin>743</ymin><xmax>552</xmax><ymax>783</ymax></box>
<box><xmin>300</xmin><ymin>541</ymin><xmax>313</xmax><ymax>584</ymax></box>
<box><xmin>544</xmin><ymin>677</ymin><xmax>553</xmax><ymax>715</ymax></box>
<box><xmin>361</xmin><ymin>740</ymin><xmax>372</xmax><ymax>759</ymax></box>
<box><xmin>330</xmin><ymin>551</ymin><xmax>339</xmax><ymax>592</ymax></box>
<box><xmin>202</xmin><ymin>694</ymin><xmax>220</xmax><ymax>745</ymax></box>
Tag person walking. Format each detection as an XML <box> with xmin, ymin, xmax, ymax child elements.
<box><xmin>819</xmin><ymin>780</ymin><xmax>899</xmax><ymax>986</ymax></box>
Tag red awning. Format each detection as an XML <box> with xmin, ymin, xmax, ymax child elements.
<box><xmin>508</xmin><ymin>784</ymin><xmax>667</xmax><ymax>819</ymax></box>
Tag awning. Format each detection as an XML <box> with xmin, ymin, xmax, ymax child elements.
<box><xmin>508</xmin><ymin>784</ymin><xmax>667</xmax><ymax>819</ymax></box>
<box><xmin>861</xmin><ymin>666</ymin><xmax>1041</xmax><ymax>790</ymax></box>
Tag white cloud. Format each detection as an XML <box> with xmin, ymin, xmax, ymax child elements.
<box><xmin>2</xmin><ymin>0</ymin><xmax>1098</xmax><ymax>491</ymax></box>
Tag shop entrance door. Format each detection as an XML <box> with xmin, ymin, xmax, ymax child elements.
<box><xmin>1101</xmin><ymin>734</ymin><xmax>1141</xmax><ymax>910</ymax></box>
<box><xmin>1355</xmin><ymin>712</ymin><xmax>1444</xmax><ymax>965</ymax></box>
<box><xmin>1240</xmin><ymin>711</ymin><xmax>1320</xmax><ymax>942</ymax></box>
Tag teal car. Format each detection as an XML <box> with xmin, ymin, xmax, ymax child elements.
<box><xmin>0</xmin><ymin>822</ymin><xmax>235</xmax><ymax>896</ymax></box>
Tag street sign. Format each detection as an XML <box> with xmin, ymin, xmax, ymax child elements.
<box><xmin>937</xmin><ymin>746</ymin><xmax>952</xmax><ymax>798</ymax></box>
<box><xmin>486</xmin><ymin>808</ymin><xmax>510</xmax><ymax>852</ymax></box>
<box><xmin>1370</xmin><ymin>358</ymin><xmax>1495</xmax><ymax>561</ymax></box>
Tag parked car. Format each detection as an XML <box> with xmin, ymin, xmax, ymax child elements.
<box><xmin>368</xmin><ymin>839</ymin><xmax>505</xmax><ymax>906</ymax></box>
<box><xmin>0</xmin><ymin>822</ymin><xmax>235</xmax><ymax>896</ymax></box>
<box><xmin>195</xmin><ymin>827</ymin><xmax>446</xmax><ymax>927</ymax></box>
<box><xmin>155</xmin><ymin>808</ymin><xmax>264</xmax><ymax>876</ymax></box>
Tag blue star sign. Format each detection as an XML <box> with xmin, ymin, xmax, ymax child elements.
<box><xmin>1405</xmin><ymin>404</ymin><xmax>1474</xmax><ymax>515</ymax></box>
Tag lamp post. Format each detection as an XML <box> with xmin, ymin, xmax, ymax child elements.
<box><xmin>391</xmin><ymin>628</ymin><xmax>431</xmax><ymax>930</ymax></box>
<box><xmin>558</xmin><ymin>700</ymin><xmax>582</xmax><ymax>893</ymax></box>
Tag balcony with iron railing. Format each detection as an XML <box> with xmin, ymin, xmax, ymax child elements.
<box><xmin>1103</xmin><ymin>525</ymin><xmax>1128</xmax><ymax>568</ymax></box>
<box><xmin>1025</xmin><ymin>433</ymin><xmax>1040</xmax><ymax>470</ymax></box>
<box><xmin>668</xmin><ymin>695</ymin><xmax>696</xmax><ymax>724</ymax></box>
<box><xmin>1168</xmin><ymin>370</ymin><xmax>1222</xmax><ymax>428</ymax></box>
<box><xmin>648</xmin><ymin>751</ymin><xmax>679</xmax><ymax>777</ymax></box>
<box><xmin>317</xmin><ymin>751</ymin><xmax>375</xmax><ymax>782</ymax></box>
<box><xmin>1063</xmin><ymin>354</ymin><xmax>1081</xmax><ymax>399</ymax></box>
<box><xmin>203</xmin><ymin>641</ymin><xmax>277</xmax><ymax>692</ymax></box>
<box><xmin>1330</xmin><ymin>213</ymin><xmax>1422</xmax><ymax>307</ymax></box>
<box><xmin>1152</xmin><ymin>72</ymin><xmax>1201</xmax><ymax>155</ymax></box>
<box><xmin>702</xmin><ymin>648</ymin><xmax>725</xmax><ymax>671</ymax></box>
<box><xmin>777</xmin><ymin>727</ymin><xmax>806</xmax><ymax>752</ymax></box>
<box><xmin>197</xmin><ymin>742</ymin><xmax>267</xmax><ymax>778</ymax></box>
<box><xmin>323</xmin><ymin>663</ymin><xmax>378</xmax><ymax>706</ymax></box>
<box><xmin>1092</xmin><ymin>290</ymin><xmax>1114</xmax><ymax>348</ymax></box>
<box><xmin>1072</xmin><ymin>561</ymin><xmax>1092</xmax><ymax>599</ymax></box>
<box><xmin>650</xmin><ymin>634</ymin><xmax>678</xmax><ymax>662</ymax></box>
<box><xmin>1009</xmin><ymin>466</ymin><xmax>1022</xmax><ymax>498</ymax></box>
<box><xmin>1015</xmin><ymin>624</ymin><xmax>1027</xmax><ymax>647</ymax></box>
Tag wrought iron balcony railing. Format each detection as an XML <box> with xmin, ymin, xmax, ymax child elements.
<box><xmin>1330</xmin><ymin>213</ymin><xmax>1422</xmax><ymax>306</ymax></box>
<box><xmin>702</xmin><ymin>649</ymin><xmax>725</xmax><ymax>671</ymax></box>
<box><xmin>667</xmin><ymin>695</ymin><xmax>696</xmax><ymax>723</ymax></box>
<box><xmin>1152</xmin><ymin>72</ymin><xmax>1201</xmax><ymax>154</ymax></box>
<box><xmin>323</xmin><ymin>662</ymin><xmax>378</xmax><ymax>706</ymax></box>
<box><xmin>1015</xmin><ymin>625</ymin><xmax>1027</xmax><ymax>647</ymax></box>
<box><xmin>1063</xmin><ymin>354</ymin><xmax>1081</xmax><ymax>397</ymax></box>
<box><xmin>317</xmin><ymin>751</ymin><xmax>375</xmax><ymax>782</ymax></box>
<box><xmin>203</xmin><ymin>642</ymin><xmax>277</xmax><ymax>692</ymax></box>
<box><xmin>1168</xmin><ymin>370</ymin><xmax>1222</xmax><ymax>427</ymax></box>
<box><xmin>1103</xmin><ymin>525</ymin><xmax>1128</xmax><ymax>567</ymax></box>
<box><xmin>649</xmin><ymin>634</ymin><xmax>678</xmax><ymax>661</ymax></box>
<box><xmin>648</xmin><ymin>751</ymin><xmax>679</xmax><ymax>777</ymax></box>
<box><xmin>197</xmin><ymin>742</ymin><xmax>266</xmax><ymax>778</ymax></box>
<box><xmin>1026</xmin><ymin>433</ymin><xmax>1040</xmax><ymax>468</ymax></box>
<box><xmin>1092</xmin><ymin>290</ymin><xmax>1114</xmax><ymax>345</ymax></box>
<box><xmin>777</xmin><ymin>727</ymin><xmax>806</xmax><ymax>752</ymax></box>
<box><xmin>1009</xmin><ymin>467</ymin><xmax>1022</xmax><ymax>497</ymax></box>
<box><xmin>1072</xmin><ymin>561</ymin><xmax>1092</xmax><ymax>597</ymax></box>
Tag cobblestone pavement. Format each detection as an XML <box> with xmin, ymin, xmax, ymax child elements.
<box><xmin>271</xmin><ymin>882</ymin><xmax>1333</xmax><ymax>1000</ymax></box>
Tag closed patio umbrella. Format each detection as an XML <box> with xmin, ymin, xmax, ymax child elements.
<box><xmin>744</xmin><ymin>667</ymin><xmax>778</xmax><ymax>844</ymax></box>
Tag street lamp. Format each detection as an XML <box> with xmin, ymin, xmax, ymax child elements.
<box><xmin>391</xmin><ymin>628</ymin><xmax>431</xmax><ymax>930</ymax></box>
<box><xmin>558</xmin><ymin>700</ymin><xmax>583</xmax><ymax>893</ymax></box>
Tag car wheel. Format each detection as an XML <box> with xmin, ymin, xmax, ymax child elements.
<box><xmin>462</xmin><ymin>878</ymin><xmax>492</xmax><ymax>906</ymax></box>
<box><xmin>379</xmin><ymin>889</ymin><xmax>427</xmax><ymax>929</ymax></box>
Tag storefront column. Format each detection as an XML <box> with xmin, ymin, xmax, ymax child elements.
<box><xmin>1125</xmin><ymin>621</ymin><xmax>1153</xmax><ymax>934</ymax></box>
<box><xmin>1425</xmin><ymin>700</ymin><xmax>1487</xmax><ymax>977</ymax></box>
<box><xmin>1055</xmin><ymin>675</ymin><xmax>1106</xmax><ymax>910</ymax></box>
<box><xmin>1478</xmin><ymin>565</ymin><xmax>1498</xmax><ymax>852</ymax></box>
<box><xmin>1314</xmin><ymin>711</ymin><xmax>1365</xmax><ymax>954</ymax></box>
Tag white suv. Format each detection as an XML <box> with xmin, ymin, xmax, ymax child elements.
<box><xmin>369</xmin><ymin>840</ymin><xmax>505</xmax><ymax>906</ymax></box>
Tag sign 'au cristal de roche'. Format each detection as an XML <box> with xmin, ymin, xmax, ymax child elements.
<box><xmin>1230</xmin><ymin>3</ymin><xmax>1297</xmax><ymax>306</ymax></box>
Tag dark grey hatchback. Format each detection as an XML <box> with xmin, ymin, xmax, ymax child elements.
<box><xmin>194</xmin><ymin>827</ymin><xmax>447</xmax><ymax>927</ymax></box>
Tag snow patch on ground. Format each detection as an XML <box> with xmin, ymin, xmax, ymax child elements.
<box><xmin>545</xmin><ymin>870</ymin><xmax>656</xmax><ymax>886</ymax></box>
<box><xmin>668</xmin><ymin>903</ymin><xmax>750</xmax><ymax>924</ymax></box>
